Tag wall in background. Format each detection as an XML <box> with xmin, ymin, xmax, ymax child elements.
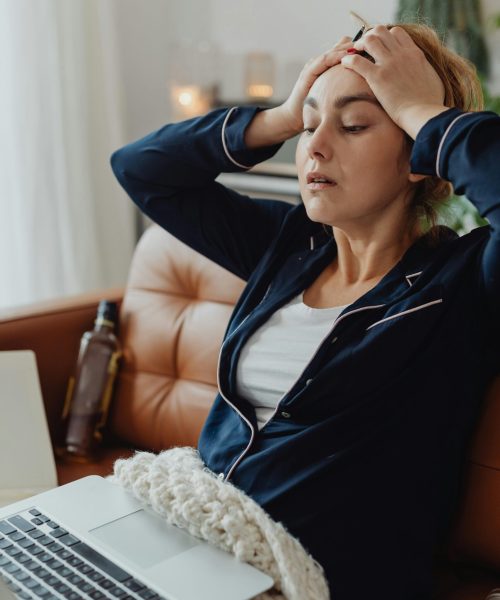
<box><xmin>110</xmin><ymin>0</ymin><xmax>500</xmax><ymax>149</ymax></box>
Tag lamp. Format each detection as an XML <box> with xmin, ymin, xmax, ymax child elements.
<box><xmin>245</xmin><ymin>52</ymin><xmax>275</xmax><ymax>101</ymax></box>
<box><xmin>170</xmin><ymin>85</ymin><xmax>212</xmax><ymax>120</ymax></box>
<box><xmin>168</xmin><ymin>40</ymin><xmax>220</xmax><ymax>121</ymax></box>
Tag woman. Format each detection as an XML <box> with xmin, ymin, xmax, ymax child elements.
<box><xmin>111</xmin><ymin>23</ymin><xmax>500</xmax><ymax>600</ymax></box>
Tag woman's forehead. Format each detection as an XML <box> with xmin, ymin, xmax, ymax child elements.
<box><xmin>307</xmin><ymin>65</ymin><xmax>374</xmax><ymax>108</ymax></box>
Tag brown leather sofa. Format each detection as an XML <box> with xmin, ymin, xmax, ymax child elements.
<box><xmin>1</xmin><ymin>223</ymin><xmax>499</xmax><ymax>600</ymax></box>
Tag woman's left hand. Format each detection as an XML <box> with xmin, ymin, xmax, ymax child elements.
<box><xmin>340</xmin><ymin>25</ymin><xmax>448</xmax><ymax>137</ymax></box>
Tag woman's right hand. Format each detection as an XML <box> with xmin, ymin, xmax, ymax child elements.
<box><xmin>244</xmin><ymin>37</ymin><xmax>354</xmax><ymax>149</ymax></box>
<box><xmin>277</xmin><ymin>36</ymin><xmax>354</xmax><ymax>134</ymax></box>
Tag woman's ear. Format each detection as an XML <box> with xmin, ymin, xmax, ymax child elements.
<box><xmin>408</xmin><ymin>172</ymin><xmax>429</xmax><ymax>183</ymax></box>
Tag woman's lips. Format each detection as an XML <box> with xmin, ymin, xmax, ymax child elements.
<box><xmin>307</xmin><ymin>181</ymin><xmax>338</xmax><ymax>190</ymax></box>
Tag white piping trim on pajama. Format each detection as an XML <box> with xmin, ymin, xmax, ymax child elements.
<box><xmin>436</xmin><ymin>112</ymin><xmax>473</xmax><ymax>178</ymax></box>
<box><xmin>221</xmin><ymin>107</ymin><xmax>254</xmax><ymax>170</ymax></box>
<box><xmin>366</xmin><ymin>298</ymin><xmax>443</xmax><ymax>330</ymax></box>
<box><xmin>405</xmin><ymin>271</ymin><xmax>422</xmax><ymax>287</ymax></box>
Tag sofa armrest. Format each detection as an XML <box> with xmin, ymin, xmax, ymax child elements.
<box><xmin>0</xmin><ymin>287</ymin><xmax>124</xmax><ymax>443</ymax></box>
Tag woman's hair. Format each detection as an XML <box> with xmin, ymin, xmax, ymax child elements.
<box><xmin>323</xmin><ymin>20</ymin><xmax>484</xmax><ymax>243</ymax></box>
<box><xmin>392</xmin><ymin>22</ymin><xmax>483</xmax><ymax>241</ymax></box>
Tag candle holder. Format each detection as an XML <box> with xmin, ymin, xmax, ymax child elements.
<box><xmin>245</xmin><ymin>52</ymin><xmax>275</xmax><ymax>101</ymax></box>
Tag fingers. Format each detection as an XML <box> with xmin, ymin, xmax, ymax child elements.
<box><xmin>340</xmin><ymin>52</ymin><xmax>375</xmax><ymax>80</ymax></box>
<box><xmin>335</xmin><ymin>35</ymin><xmax>352</xmax><ymax>47</ymax></box>
<box><xmin>389</xmin><ymin>26</ymin><xmax>419</xmax><ymax>48</ymax></box>
<box><xmin>303</xmin><ymin>42</ymin><xmax>353</xmax><ymax>79</ymax></box>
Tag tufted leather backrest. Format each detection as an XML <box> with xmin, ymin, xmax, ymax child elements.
<box><xmin>446</xmin><ymin>376</ymin><xmax>500</xmax><ymax>571</ymax></box>
<box><xmin>109</xmin><ymin>224</ymin><xmax>245</xmax><ymax>450</ymax></box>
<box><xmin>109</xmin><ymin>223</ymin><xmax>500</xmax><ymax>574</ymax></box>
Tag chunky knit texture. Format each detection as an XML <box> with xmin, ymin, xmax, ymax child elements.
<box><xmin>109</xmin><ymin>446</ymin><xmax>330</xmax><ymax>600</ymax></box>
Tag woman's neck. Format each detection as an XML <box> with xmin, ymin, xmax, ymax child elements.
<box><xmin>330</xmin><ymin>223</ymin><xmax>422</xmax><ymax>286</ymax></box>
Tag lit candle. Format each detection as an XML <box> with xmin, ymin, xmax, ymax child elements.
<box><xmin>171</xmin><ymin>85</ymin><xmax>211</xmax><ymax>119</ymax></box>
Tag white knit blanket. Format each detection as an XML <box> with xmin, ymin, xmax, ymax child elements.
<box><xmin>109</xmin><ymin>446</ymin><xmax>330</xmax><ymax>600</ymax></box>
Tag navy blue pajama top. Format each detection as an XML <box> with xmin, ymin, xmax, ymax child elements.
<box><xmin>111</xmin><ymin>105</ymin><xmax>500</xmax><ymax>600</ymax></box>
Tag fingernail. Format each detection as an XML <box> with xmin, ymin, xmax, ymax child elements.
<box><xmin>346</xmin><ymin>48</ymin><xmax>357</xmax><ymax>54</ymax></box>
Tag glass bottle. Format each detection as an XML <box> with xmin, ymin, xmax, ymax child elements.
<box><xmin>60</xmin><ymin>300</ymin><xmax>122</xmax><ymax>462</ymax></box>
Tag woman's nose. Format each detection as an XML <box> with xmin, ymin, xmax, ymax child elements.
<box><xmin>306</xmin><ymin>128</ymin><xmax>332</xmax><ymax>161</ymax></box>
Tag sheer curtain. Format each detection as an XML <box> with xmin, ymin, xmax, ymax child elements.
<box><xmin>0</xmin><ymin>0</ymin><xmax>136</xmax><ymax>310</ymax></box>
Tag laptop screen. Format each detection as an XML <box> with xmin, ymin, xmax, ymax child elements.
<box><xmin>0</xmin><ymin>350</ymin><xmax>57</xmax><ymax>505</ymax></box>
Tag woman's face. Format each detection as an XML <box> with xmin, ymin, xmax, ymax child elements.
<box><xmin>295</xmin><ymin>64</ymin><xmax>416</xmax><ymax>232</ymax></box>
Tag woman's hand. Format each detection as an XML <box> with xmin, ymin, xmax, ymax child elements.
<box><xmin>340</xmin><ymin>25</ymin><xmax>449</xmax><ymax>138</ymax></box>
<box><xmin>245</xmin><ymin>37</ymin><xmax>354</xmax><ymax>148</ymax></box>
<box><xmin>277</xmin><ymin>36</ymin><xmax>355</xmax><ymax>134</ymax></box>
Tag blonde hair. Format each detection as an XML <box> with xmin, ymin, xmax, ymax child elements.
<box><xmin>323</xmin><ymin>21</ymin><xmax>484</xmax><ymax>243</ymax></box>
<box><xmin>389</xmin><ymin>22</ymin><xmax>483</xmax><ymax>240</ymax></box>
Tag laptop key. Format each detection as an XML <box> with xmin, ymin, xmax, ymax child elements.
<box><xmin>59</xmin><ymin>567</ymin><xmax>73</xmax><ymax>578</ymax></box>
<box><xmin>32</xmin><ymin>584</ymin><xmax>51</xmax><ymax>597</ymax></box>
<box><xmin>67</xmin><ymin>557</ymin><xmax>83</xmax><ymax>567</ymax></box>
<box><xmin>7</xmin><ymin>516</ymin><xmax>35</xmax><ymax>533</ymax></box>
<box><xmin>46</xmin><ymin>559</ymin><xmax>63</xmax><ymax>570</ymax></box>
<box><xmin>25</xmin><ymin>559</ymin><xmax>40</xmax><ymax>571</ymax></box>
<box><xmin>47</xmin><ymin>542</ymin><xmax>63</xmax><ymax>553</ymax></box>
<box><xmin>19</xmin><ymin>538</ymin><xmax>35</xmax><ymax>549</ymax></box>
<box><xmin>12</xmin><ymin>570</ymin><xmax>30</xmax><ymax>581</ymax></box>
<box><xmin>39</xmin><ymin>552</ymin><xmax>53</xmax><ymax>563</ymax></box>
<box><xmin>25</xmin><ymin>576</ymin><xmax>40</xmax><ymax>588</ymax></box>
<box><xmin>29</xmin><ymin>530</ymin><xmax>45</xmax><ymax>539</ymax></box>
<box><xmin>0</xmin><ymin>538</ymin><xmax>12</xmax><ymax>549</ymax></box>
<box><xmin>138</xmin><ymin>590</ymin><xmax>160</xmax><ymax>599</ymax></box>
<box><xmin>97</xmin><ymin>578</ymin><xmax>114</xmax><ymax>589</ymax></box>
<box><xmin>72</xmin><ymin>542</ymin><xmax>131</xmax><ymax>583</ymax></box>
<box><xmin>28</xmin><ymin>545</ymin><xmax>44</xmax><ymax>556</ymax></box>
<box><xmin>3</xmin><ymin>562</ymin><xmax>20</xmax><ymax>574</ymax></box>
<box><xmin>89</xmin><ymin>592</ymin><xmax>106</xmax><ymax>599</ymax></box>
<box><xmin>59</xmin><ymin>550</ymin><xmax>73</xmax><ymax>560</ymax></box>
<box><xmin>0</xmin><ymin>521</ymin><xmax>16</xmax><ymax>535</ymax></box>
<box><xmin>77</xmin><ymin>563</ymin><xmax>93</xmax><ymax>574</ymax></box>
<box><xmin>50</xmin><ymin>528</ymin><xmax>68</xmax><ymax>538</ymax></box>
<box><xmin>31</xmin><ymin>518</ymin><xmax>43</xmax><ymax>526</ymax></box>
<box><xmin>46</xmin><ymin>521</ymin><xmax>59</xmax><ymax>529</ymax></box>
<box><xmin>88</xmin><ymin>571</ymin><xmax>104</xmax><ymax>583</ymax></box>
<box><xmin>29</xmin><ymin>509</ymin><xmax>41</xmax><ymax>517</ymax></box>
<box><xmin>109</xmin><ymin>586</ymin><xmax>127</xmax><ymax>597</ymax></box>
<box><xmin>39</xmin><ymin>535</ymin><xmax>54</xmax><ymax>546</ymax></box>
<box><xmin>0</xmin><ymin>556</ymin><xmax>11</xmax><ymax>566</ymax></box>
<box><xmin>33</xmin><ymin>567</ymin><xmax>51</xmax><ymax>579</ymax></box>
<box><xmin>5</xmin><ymin>545</ymin><xmax>22</xmax><ymax>557</ymax></box>
<box><xmin>58</xmin><ymin>534</ymin><xmax>79</xmax><ymax>546</ymax></box>
<box><xmin>17</xmin><ymin>553</ymin><xmax>31</xmax><ymax>564</ymax></box>
<box><xmin>10</xmin><ymin>531</ymin><xmax>25</xmax><ymax>542</ymax></box>
<box><xmin>124</xmin><ymin>579</ymin><xmax>145</xmax><ymax>592</ymax></box>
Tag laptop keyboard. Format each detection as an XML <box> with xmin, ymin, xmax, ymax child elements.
<box><xmin>0</xmin><ymin>508</ymin><xmax>167</xmax><ymax>600</ymax></box>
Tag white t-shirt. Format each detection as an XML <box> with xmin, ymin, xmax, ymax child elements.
<box><xmin>235</xmin><ymin>290</ymin><xmax>349</xmax><ymax>429</ymax></box>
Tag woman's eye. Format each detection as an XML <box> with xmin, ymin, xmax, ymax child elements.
<box><xmin>302</xmin><ymin>125</ymin><xmax>367</xmax><ymax>135</ymax></box>
<box><xmin>342</xmin><ymin>125</ymin><xmax>367</xmax><ymax>133</ymax></box>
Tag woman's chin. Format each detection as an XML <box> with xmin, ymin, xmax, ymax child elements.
<box><xmin>303</xmin><ymin>199</ymin><xmax>339</xmax><ymax>224</ymax></box>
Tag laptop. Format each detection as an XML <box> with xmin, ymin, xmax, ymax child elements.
<box><xmin>0</xmin><ymin>351</ymin><xmax>58</xmax><ymax>507</ymax></box>
<box><xmin>0</xmin><ymin>353</ymin><xmax>273</xmax><ymax>600</ymax></box>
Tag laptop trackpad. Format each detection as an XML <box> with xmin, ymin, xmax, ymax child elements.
<box><xmin>89</xmin><ymin>509</ymin><xmax>201</xmax><ymax>569</ymax></box>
